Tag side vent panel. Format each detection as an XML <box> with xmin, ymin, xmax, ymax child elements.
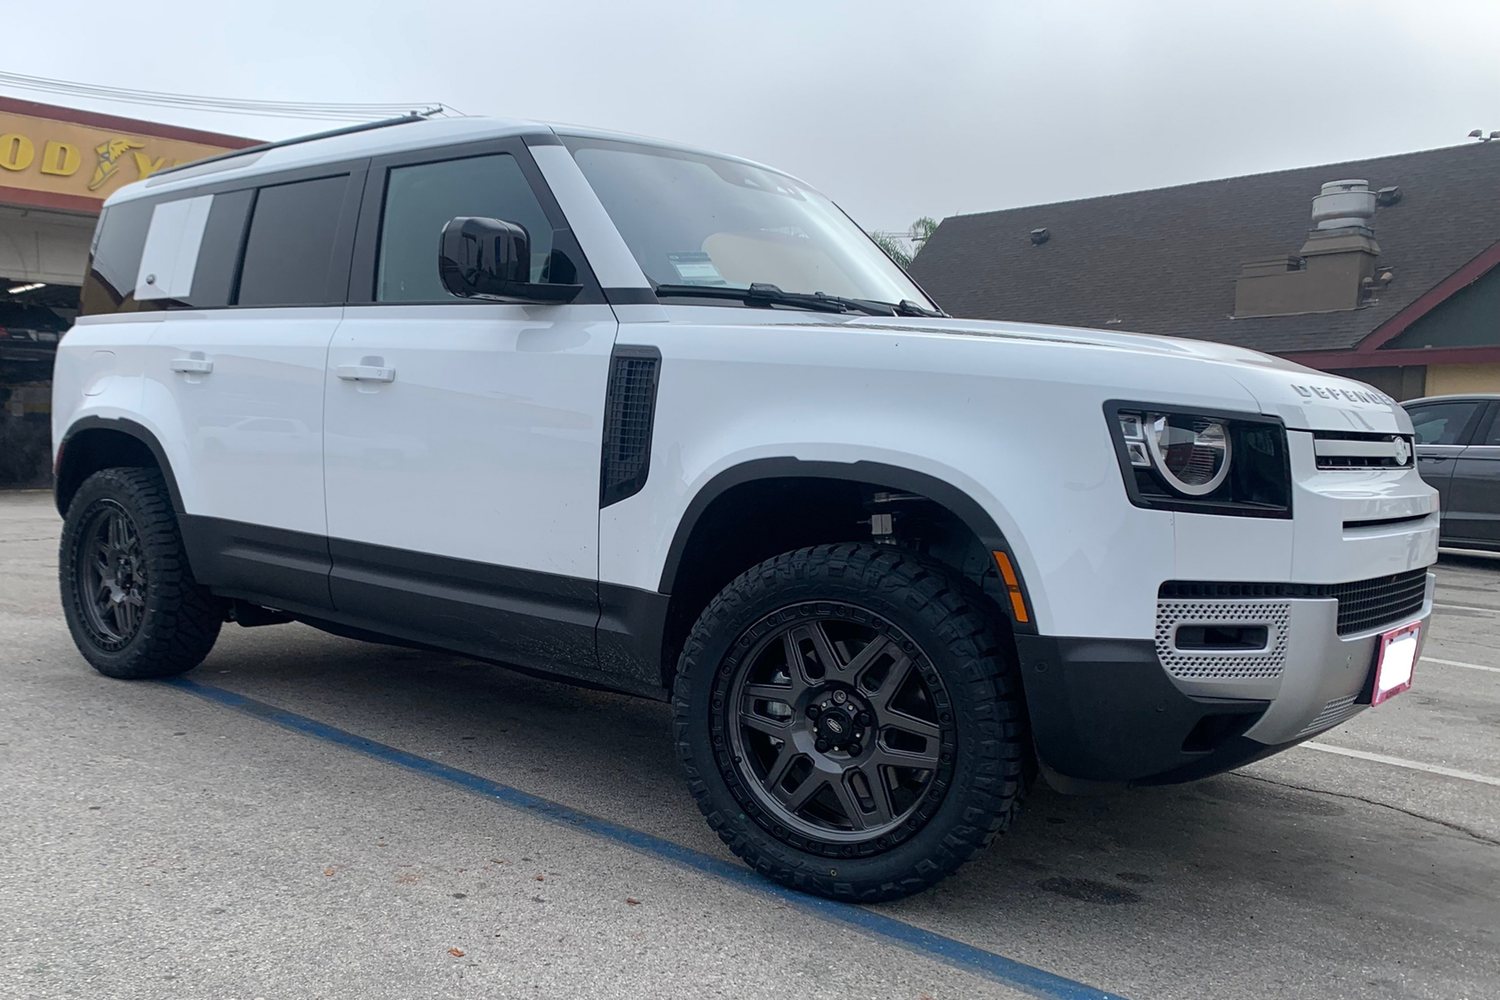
<box><xmin>600</xmin><ymin>346</ymin><xmax>662</xmax><ymax>507</ymax></box>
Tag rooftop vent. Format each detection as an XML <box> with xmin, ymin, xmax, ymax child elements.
<box><xmin>1311</xmin><ymin>179</ymin><xmax>1376</xmax><ymax>231</ymax></box>
<box><xmin>1030</xmin><ymin>228</ymin><xmax>1050</xmax><ymax>246</ymax></box>
<box><xmin>1376</xmin><ymin>185</ymin><xmax>1402</xmax><ymax>207</ymax></box>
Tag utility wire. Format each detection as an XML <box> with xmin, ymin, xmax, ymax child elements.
<box><xmin>0</xmin><ymin>70</ymin><xmax>455</xmax><ymax>123</ymax></box>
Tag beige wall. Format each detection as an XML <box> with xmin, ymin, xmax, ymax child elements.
<box><xmin>1425</xmin><ymin>364</ymin><xmax>1500</xmax><ymax>397</ymax></box>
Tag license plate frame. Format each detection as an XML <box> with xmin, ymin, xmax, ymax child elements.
<box><xmin>1371</xmin><ymin>622</ymin><xmax>1421</xmax><ymax>706</ymax></box>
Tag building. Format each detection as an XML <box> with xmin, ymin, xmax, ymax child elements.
<box><xmin>0</xmin><ymin>97</ymin><xmax>254</xmax><ymax>486</ymax></box>
<box><xmin>910</xmin><ymin>142</ymin><xmax>1500</xmax><ymax>401</ymax></box>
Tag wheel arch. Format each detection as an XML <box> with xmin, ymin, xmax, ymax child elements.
<box><xmin>655</xmin><ymin>458</ymin><xmax>1037</xmax><ymax>691</ymax></box>
<box><xmin>55</xmin><ymin>417</ymin><xmax>184</xmax><ymax>517</ymax></box>
<box><xmin>659</xmin><ymin>459</ymin><xmax>1017</xmax><ymax>592</ymax></box>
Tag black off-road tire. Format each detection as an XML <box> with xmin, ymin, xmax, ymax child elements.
<box><xmin>59</xmin><ymin>467</ymin><xmax>222</xmax><ymax>679</ymax></box>
<box><xmin>673</xmin><ymin>543</ymin><xmax>1028</xmax><ymax>901</ymax></box>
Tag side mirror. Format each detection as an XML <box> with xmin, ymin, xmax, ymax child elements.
<box><xmin>437</xmin><ymin>217</ymin><xmax>582</xmax><ymax>303</ymax></box>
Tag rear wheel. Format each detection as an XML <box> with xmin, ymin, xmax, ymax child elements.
<box><xmin>59</xmin><ymin>467</ymin><xmax>222</xmax><ymax>679</ymax></box>
<box><xmin>673</xmin><ymin>543</ymin><xmax>1027</xmax><ymax>901</ymax></box>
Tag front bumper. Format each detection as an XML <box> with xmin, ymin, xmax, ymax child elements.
<box><xmin>1017</xmin><ymin>572</ymin><xmax>1435</xmax><ymax>788</ymax></box>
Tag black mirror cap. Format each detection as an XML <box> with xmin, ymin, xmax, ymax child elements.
<box><xmin>438</xmin><ymin>216</ymin><xmax>582</xmax><ymax>303</ymax></box>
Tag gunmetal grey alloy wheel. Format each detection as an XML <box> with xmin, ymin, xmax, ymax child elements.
<box><xmin>727</xmin><ymin>611</ymin><xmax>953</xmax><ymax>843</ymax></box>
<box><xmin>74</xmin><ymin>500</ymin><xmax>148</xmax><ymax>650</ymax></box>
<box><xmin>674</xmin><ymin>543</ymin><xmax>1028</xmax><ymax>902</ymax></box>
<box><xmin>60</xmin><ymin>467</ymin><xmax>222</xmax><ymax>679</ymax></box>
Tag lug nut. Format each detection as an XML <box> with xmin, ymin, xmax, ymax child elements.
<box><xmin>816</xmin><ymin>739</ymin><xmax>830</xmax><ymax>753</ymax></box>
<box><xmin>848</xmin><ymin>742</ymin><xmax>862</xmax><ymax>755</ymax></box>
<box><xmin>832</xmin><ymin>690</ymin><xmax>848</xmax><ymax>704</ymax></box>
<box><xmin>806</xmin><ymin>705</ymin><xmax>821</xmax><ymax>719</ymax></box>
<box><xmin>857</xmin><ymin>712</ymin><xmax>872</xmax><ymax>726</ymax></box>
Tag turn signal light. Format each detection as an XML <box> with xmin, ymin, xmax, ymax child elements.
<box><xmin>991</xmin><ymin>551</ymin><xmax>1030</xmax><ymax>624</ymax></box>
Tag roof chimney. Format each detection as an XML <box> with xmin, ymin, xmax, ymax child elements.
<box><xmin>1234</xmin><ymin>179</ymin><xmax>1383</xmax><ymax>318</ymax></box>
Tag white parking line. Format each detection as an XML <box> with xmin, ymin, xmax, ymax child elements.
<box><xmin>1423</xmin><ymin>655</ymin><xmax>1500</xmax><ymax>675</ymax></box>
<box><xmin>1301</xmin><ymin>742</ymin><xmax>1500</xmax><ymax>787</ymax></box>
<box><xmin>1434</xmin><ymin>602</ymin><xmax>1500</xmax><ymax>614</ymax></box>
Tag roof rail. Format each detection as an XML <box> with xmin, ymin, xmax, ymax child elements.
<box><xmin>152</xmin><ymin>111</ymin><xmax>438</xmax><ymax>179</ymax></box>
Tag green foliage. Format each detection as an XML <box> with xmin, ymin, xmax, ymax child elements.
<box><xmin>869</xmin><ymin>216</ymin><xmax>941</xmax><ymax>269</ymax></box>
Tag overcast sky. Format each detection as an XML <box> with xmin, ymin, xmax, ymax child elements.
<box><xmin>7</xmin><ymin>0</ymin><xmax>1500</xmax><ymax>233</ymax></box>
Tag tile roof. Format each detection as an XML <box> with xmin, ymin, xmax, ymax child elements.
<box><xmin>908</xmin><ymin>143</ymin><xmax>1500</xmax><ymax>354</ymax></box>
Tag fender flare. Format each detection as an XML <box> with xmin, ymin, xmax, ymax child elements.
<box><xmin>657</xmin><ymin>457</ymin><xmax>1021</xmax><ymax>595</ymax></box>
<box><xmin>56</xmin><ymin>416</ymin><xmax>185</xmax><ymax>516</ymax></box>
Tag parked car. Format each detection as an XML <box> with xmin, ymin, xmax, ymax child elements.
<box><xmin>1404</xmin><ymin>394</ymin><xmax>1500</xmax><ymax>551</ymax></box>
<box><xmin>0</xmin><ymin>302</ymin><xmax>67</xmax><ymax>362</ymax></box>
<box><xmin>51</xmin><ymin>115</ymin><xmax>1438</xmax><ymax>900</ymax></box>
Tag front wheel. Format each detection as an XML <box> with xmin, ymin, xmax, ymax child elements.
<box><xmin>59</xmin><ymin>467</ymin><xmax>223</xmax><ymax>679</ymax></box>
<box><xmin>673</xmin><ymin>543</ymin><xmax>1028</xmax><ymax>901</ymax></box>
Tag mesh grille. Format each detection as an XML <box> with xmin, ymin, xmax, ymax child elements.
<box><xmin>1328</xmin><ymin>570</ymin><xmax>1428</xmax><ymax>635</ymax></box>
<box><xmin>1155</xmin><ymin>600</ymin><xmax>1290</xmax><ymax>681</ymax></box>
<box><xmin>1295</xmin><ymin>694</ymin><xmax>1361</xmax><ymax>739</ymax></box>
<box><xmin>1160</xmin><ymin>569</ymin><xmax>1426</xmax><ymax>636</ymax></box>
<box><xmin>600</xmin><ymin>349</ymin><xmax>660</xmax><ymax>506</ymax></box>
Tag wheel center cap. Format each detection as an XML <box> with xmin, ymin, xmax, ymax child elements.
<box><xmin>814</xmin><ymin>707</ymin><xmax>862</xmax><ymax>750</ymax></box>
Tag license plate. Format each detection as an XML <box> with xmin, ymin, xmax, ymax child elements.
<box><xmin>1372</xmin><ymin>622</ymin><xmax>1421</xmax><ymax>706</ymax></box>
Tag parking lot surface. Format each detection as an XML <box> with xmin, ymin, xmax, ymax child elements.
<box><xmin>2</xmin><ymin>490</ymin><xmax>1497</xmax><ymax>1000</ymax></box>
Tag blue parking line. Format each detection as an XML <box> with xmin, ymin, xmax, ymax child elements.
<box><xmin>167</xmin><ymin>678</ymin><xmax>1127</xmax><ymax>1000</ymax></box>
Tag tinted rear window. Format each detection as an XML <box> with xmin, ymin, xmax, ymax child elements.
<box><xmin>185</xmin><ymin>189</ymin><xmax>254</xmax><ymax>309</ymax></box>
<box><xmin>236</xmin><ymin>175</ymin><xmax>347</xmax><ymax>307</ymax></box>
<box><xmin>80</xmin><ymin>200</ymin><xmax>158</xmax><ymax>316</ymax></box>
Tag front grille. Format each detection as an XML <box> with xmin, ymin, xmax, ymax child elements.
<box><xmin>599</xmin><ymin>347</ymin><xmax>661</xmax><ymax>507</ymax></box>
<box><xmin>1160</xmin><ymin>568</ymin><xmax>1427</xmax><ymax>636</ymax></box>
<box><xmin>1312</xmin><ymin>431</ymin><xmax>1414</xmax><ymax>470</ymax></box>
<box><xmin>1327</xmin><ymin>570</ymin><xmax>1428</xmax><ymax>635</ymax></box>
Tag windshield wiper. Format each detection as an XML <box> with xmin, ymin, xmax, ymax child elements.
<box><xmin>654</xmin><ymin>283</ymin><xmax>881</xmax><ymax>315</ymax></box>
<box><xmin>654</xmin><ymin>282</ymin><xmax>947</xmax><ymax>319</ymax></box>
<box><xmin>893</xmin><ymin>299</ymin><xmax>948</xmax><ymax>318</ymax></box>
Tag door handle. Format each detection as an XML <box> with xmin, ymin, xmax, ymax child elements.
<box><xmin>336</xmin><ymin>363</ymin><xmax>396</xmax><ymax>383</ymax></box>
<box><xmin>170</xmin><ymin>357</ymin><xmax>213</xmax><ymax>374</ymax></box>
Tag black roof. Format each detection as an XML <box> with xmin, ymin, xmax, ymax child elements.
<box><xmin>909</xmin><ymin>143</ymin><xmax>1500</xmax><ymax>354</ymax></box>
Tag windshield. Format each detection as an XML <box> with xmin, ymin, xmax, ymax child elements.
<box><xmin>564</xmin><ymin>137</ymin><xmax>937</xmax><ymax>310</ymax></box>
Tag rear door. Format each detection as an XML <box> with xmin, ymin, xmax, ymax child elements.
<box><xmin>1406</xmin><ymin>398</ymin><xmax>1487</xmax><ymax>541</ymax></box>
<box><xmin>1446</xmin><ymin>401</ymin><xmax>1500</xmax><ymax>548</ymax></box>
<box><xmin>322</xmin><ymin>138</ymin><xmax>619</xmax><ymax>679</ymax></box>
<box><xmin>144</xmin><ymin>166</ymin><xmax>364</xmax><ymax>612</ymax></box>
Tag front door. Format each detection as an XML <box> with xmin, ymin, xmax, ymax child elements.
<box><xmin>322</xmin><ymin>141</ymin><xmax>617</xmax><ymax>680</ymax></box>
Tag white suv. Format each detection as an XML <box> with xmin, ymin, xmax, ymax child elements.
<box><xmin>52</xmin><ymin>115</ymin><xmax>1438</xmax><ymax>900</ymax></box>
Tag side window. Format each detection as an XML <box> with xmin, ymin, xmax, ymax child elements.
<box><xmin>1407</xmin><ymin>401</ymin><xmax>1481</xmax><ymax>446</ymax></box>
<box><xmin>376</xmin><ymin>154</ymin><xmax>557</xmax><ymax>302</ymax></box>
<box><xmin>80</xmin><ymin>199</ymin><xmax>157</xmax><ymax>316</ymax></box>
<box><xmin>1482</xmin><ymin>405</ymin><xmax>1500</xmax><ymax>446</ymax></box>
<box><xmin>237</xmin><ymin>175</ymin><xmax>348</xmax><ymax>307</ymax></box>
<box><xmin>188</xmin><ymin>189</ymin><xmax>254</xmax><ymax>308</ymax></box>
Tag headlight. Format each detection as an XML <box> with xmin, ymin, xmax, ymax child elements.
<box><xmin>1108</xmin><ymin>404</ymin><xmax>1290</xmax><ymax>517</ymax></box>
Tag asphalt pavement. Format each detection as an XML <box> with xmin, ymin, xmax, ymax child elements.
<box><xmin>2</xmin><ymin>490</ymin><xmax>1497</xmax><ymax>1000</ymax></box>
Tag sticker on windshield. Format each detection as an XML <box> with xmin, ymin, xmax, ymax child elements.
<box><xmin>667</xmin><ymin>252</ymin><xmax>727</xmax><ymax>285</ymax></box>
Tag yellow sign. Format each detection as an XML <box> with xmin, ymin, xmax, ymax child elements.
<box><xmin>0</xmin><ymin>108</ymin><xmax>246</xmax><ymax>207</ymax></box>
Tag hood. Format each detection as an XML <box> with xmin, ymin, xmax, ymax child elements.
<box><xmin>834</xmin><ymin>316</ymin><xmax>1411</xmax><ymax>434</ymax></box>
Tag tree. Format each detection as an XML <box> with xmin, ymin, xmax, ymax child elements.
<box><xmin>870</xmin><ymin>216</ymin><xmax>940</xmax><ymax>269</ymax></box>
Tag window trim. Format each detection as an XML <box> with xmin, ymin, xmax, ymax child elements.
<box><xmin>346</xmin><ymin>136</ymin><xmax>603</xmax><ymax>307</ymax></box>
